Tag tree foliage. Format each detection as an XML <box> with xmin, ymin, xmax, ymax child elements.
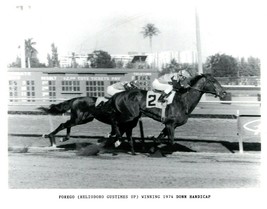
<box><xmin>238</xmin><ymin>56</ymin><xmax>260</xmax><ymax>76</ymax></box>
<box><xmin>87</xmin><ymin>50</ymin><xmax>115</xmax><ymax>68</ymax></box>
<box><xmin>25</xmin><ymin>38</ymin><xmax>38</xmax><ymax>68</ymax></box>
<box><xmin>8</xmin><ymin>56</ymin><xmax>46</xmax><ymax>68</ymax></box>
<box><xmin>125</xmin><ymin>61</ymin><xmax>150</xmax><ymax>69</ymax></box>
<box><xmin>47</xmin><ymin>43</ymin><xmax>60</xmax><ymax>67</ymax></box>
<box><xmin>30</xmin><ymin>57</ymin><xmax>46</xmax><ymax>68</ymax></box>
<box><xmin>205</xmin><ymin>53</ymin><xmax>238</xmax><ymax>77</ymax></box>
<box><xmin>8</xmin><ymin>56</ymin><xmax>21</xmax><ymax>68</ymax></box>
<box><xmin>115</xmin><ymin>60</ymin><xmax>124</xmax><ymax>68</ymax></box>
<box><xmin>141</xmin><ymin>23</ymin><xmax>160</xmax><ymax>52</ymax></box>
<box><xmin>159</xmin><ymin>59</ymin><xmax>198</xmax><ymax>77</ymax></box>
<box><xmin>9</xmin><ymin>38</ymin><xmax>45</xmax><ymax>68</ymax></box>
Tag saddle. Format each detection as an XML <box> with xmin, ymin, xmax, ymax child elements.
<box><xmin>95</xmin><ymin>97</ymin><xmax>109</xmax><ymax>107</ymax></box>
<box><xmin>153</xmin><ymin>89</ymin><xmax>162</xmax><ymax>93</ymax></box>
<box><xmin>96</xmin><ymin>84</ymin><xmax>139</xmax><ymax>107</ymax></box>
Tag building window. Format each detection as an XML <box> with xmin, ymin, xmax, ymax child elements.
<box><xmin>61</xmin><ymin>80</ymin><xmax>80</xmax><ymax>92</ymax></box>
<box><xmin>9</xmin><ymin>80</ymin><xmax>18</xmax><ymax>102</ymax></box>
<box><xmin>49</xmin><ymin>81</ymin><xmax>56</xmax><ymax>102</ymax></box>
<box><xmin>110</xmin><ymin>81</ymin><xmax>118</xmax><ymax>85</ymax></box>
<box><xmin>21</xmin><ymin>80</ymin><xmax>35</xmax><ymax>102</ymax></box>
<box><xmin>86</xmin><ymin>81</ymin><xmax>105</xmax><ymax>97</ymax></box>
<box><xmin>134</xmin><ymin>75</ymin><xmax>151</xmax><ymax>90</ymax></box>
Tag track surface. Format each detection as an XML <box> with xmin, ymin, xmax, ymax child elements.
<box><xmin>8</xmin><ymin>114</ymin><xmax>261</xmax><ymax>188</ymax></box>
<box><xmin>8</xmin><ymin>115</ymin><xmax>260</xmax><ymax>144</ymax></box>
<box><xmin>9</xmin><ymin>151</ymin><xmax>260</xmax><ymax>188</ymax></box>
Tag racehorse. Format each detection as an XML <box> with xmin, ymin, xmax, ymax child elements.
<box><xmin>108</xmin><ymin>74</ymin><xmax>227</xmax><ymax>147</ymax></box>
<box><xmin>38</xmin><ymin>96</ymin><xmax>141</xmax><ymax>154</ymax></box>
<box><xmin>39</xmin><ymin>74</ymin><xmax>226</xmax><ymax>155</ymax></box>
<box><xmin>39</xmin><ymin>96</ymin><xmax>96</xmax><ymax>143</ymax></box>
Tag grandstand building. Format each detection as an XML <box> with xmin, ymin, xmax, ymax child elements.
<box><xmin>8</xmin><ymin>68</ymin><xmax>158</xmax><ymax>103</ymax></box>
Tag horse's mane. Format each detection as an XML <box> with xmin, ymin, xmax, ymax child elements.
<box><xmin>189</xmin><ymin>74</ymin><xmax>212</xmax><ymax>86</ymax></box>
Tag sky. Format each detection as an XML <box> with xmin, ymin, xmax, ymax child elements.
<box><xmin>3</xmin><ymin>0</ymin><xmax>265</xmax><ymax>64</ymax></box>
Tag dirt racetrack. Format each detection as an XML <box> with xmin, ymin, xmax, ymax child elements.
<box><xmin>8</xmin><ymin>115</ymin><xmax>261</xmax><ymax>188</ymax></box>
<box><xmin>9</xmin><ymin>150</ymin><xmax>261</xmax><ymax>188</ymax></box>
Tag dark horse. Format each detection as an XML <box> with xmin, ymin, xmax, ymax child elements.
<box><xmin>39</xmin><ymin>74</ymin><xmax>226</xmax><ymax>154</ymax></box>
<box><xmin>108</xmin><ymin>74</ymin><xmax>227</xmax><ymax>147</ymax></box>
<box><xmin>38</xmin><ymin>96</ymin><xmax>141</xmax><ymax>154</ymax></box>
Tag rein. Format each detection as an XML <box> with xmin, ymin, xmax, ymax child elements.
<box><xmin>187</xmin><ymin>77</ymin><xmax>218</xmax><ymax>96</ymax></box>
<box><xmin>189</xmin><ymin>86</ymin><xmax>216</xmax><ymax>95</ymax></box>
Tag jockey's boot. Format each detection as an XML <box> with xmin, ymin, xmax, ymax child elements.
<box><xmin>158</xmin><ymin>92</ymin><xmax>171</xmax><ymax>103</ymax></box>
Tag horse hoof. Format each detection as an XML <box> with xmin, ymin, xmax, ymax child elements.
<box><xmin>42</xmin><ymin>134</ymin><xmax>47</xmax><ymax>138</ymax></box>
<box><xmin>149</xmin><ymin>147</ymin><xmax>155</xmax><ymax>153</ymax></box>
<box><xmin>149</xmin><ymin>150</ymin><xmax>165</xmax><ymax>158</ymax></box>
<box><xmin>158</xmin><ymin>144</ymin><xmax>165</xmax><ymax>149</ymax></box>
<box><xmin>114</xmin><ymin>140</ymin><xmax>121</xmax><ymax>147</ymax></box>
<box><xmin>59</xmin><ymin>138</ymin><xmax>67</xmax><ymax>142</ymax></box>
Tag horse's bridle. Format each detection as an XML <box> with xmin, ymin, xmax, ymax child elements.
<box><xmin>188</xmin><ymin>76</ymin><xmax>220</xmax><ymax>97</ymax></box>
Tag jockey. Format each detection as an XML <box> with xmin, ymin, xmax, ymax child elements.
<box><xmin>152</xmin><ymin>69</ymin><xmax>191</xmax><ymax>103</ymax></box>
<box><xmin>106</xmin><ymin>80</ymin><xmax>139</xmax><ymax>97</ymax></box>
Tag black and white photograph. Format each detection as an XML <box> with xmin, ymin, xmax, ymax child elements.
<box><xmin>1</xmin><ymin>0</ymin><xmax>265</xmax><ymax>208</ymax></box>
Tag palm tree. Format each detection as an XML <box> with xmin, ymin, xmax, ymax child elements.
<box><xmin>25</xmin><ymin>38</ymin><xmax>37</xmax><ymax>68</ymax></box>
<box><xmin>141</xmin><ymin>23</ymin><xmax>160</xmax><ymax>52</ymax></box>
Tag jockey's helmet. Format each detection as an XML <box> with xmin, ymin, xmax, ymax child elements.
<box><xmin>178</xmin><ymin>70</ymin><xmax>191</xmax><ymax>78</ymax></box>
<box><xmin>130</xmin><ymin>80</ymin><xmax>139</xmax><ymax>88</ymax></box>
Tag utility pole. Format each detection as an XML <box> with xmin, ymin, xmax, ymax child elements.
<box><xmin>195</xmin><ymin>7</ymin><xmax>203</xmax><ymax>74</ymax></box>
<box><xmin>16</xmin><ymin>4</ymin><xmax>31</xmax><ymax>68</ymax></box>
<box><xmin>195</xmin><ymin>6</ymin><xmax>205</xmax><ymax>100</ymax></box>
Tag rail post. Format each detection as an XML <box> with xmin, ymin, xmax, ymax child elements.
<box><xmin>139</xmin><ymin>118</ymin><xmax>145</xmax><ymax>139</ymax></box>
<box><xmin>236</xmin><ymin>110</ymin><xmax>244</xmax><ymax>153</ymax></box>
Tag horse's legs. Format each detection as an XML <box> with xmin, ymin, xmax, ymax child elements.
<box><xmin>111</xmin><ymin>120</ymin><xmax>124</xmax><ymax>147</ymax></box>
<box><xmin>45</xmin><ymin>113</ymin><xmax>95</xmax><ymax>146</ymax></box>
<box><xmin>148</xmin><ymin>127</ymin><xmax>167</xmax><ymax>153</ymax></box>
<box><xmin>165</xmin><ymin>123</ymin><xmax>175</xmax><ymax>145</ymax></box>
<box><xmin>102</xmin><ymin>125</ymin><xmax>119</xmax><ymax>148</ymax></box>
<box><xmin>108</xmin><ymin>125</ymin><xmax>117</xmax><ymax>137</ymax></box>
<box><xmin>126</xmin><ymin>128</ymin><xmax>135</xmax><ymax>155</ymax></box>
<box><xmin>45</xmin><ymin>119</ymin><xmax>74</xmax><ymax>146</ymax></box>
<box><xmin>154</xmin><ymin>127</ymin><xmax>167</xmax><ymax>144</ymax></box>
<box><xmin>156</xmin><ymin>125</ymin><xmax>175</xmax><ymax>144</ymax></box>
<box><xmin>60</xmin><ymin>126</ymin><xmax>71</xmax><ymax>142</ymax></box>
<box><xmin>65</xmin><ymin>127</ymin><xmax>71</xmax><ymax>140</ymax></box>
<box><xmin>48</xmin><ymin>135</ymin><xmax>56</xmax><ymax>147</ymax></box>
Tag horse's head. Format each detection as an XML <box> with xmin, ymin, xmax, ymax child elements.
<box><xmin>190</xmin><ymin>74</ymin><xmax>227</xmax><ymax>99</ymax></box>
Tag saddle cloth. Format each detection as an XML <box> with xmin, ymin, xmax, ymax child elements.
<box><xmin>96</xmin><ymin>91</ymin><xmax>175</xmax><ymax>109</ymax></box>
<box><xmin>146</xmin><ymin>91</ymin><xmax>175</xmax><ymax>109</ymax></box>
<box><xmin>95</xmin><ymin>97</ymin><xmax>109</xmax><ymax>107</ymax></box>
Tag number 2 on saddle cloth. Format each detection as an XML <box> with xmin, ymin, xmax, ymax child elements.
<box><xmin>146</xmin><ymin>91</ymin><xmax>176</xmax><ymax>121</ymax></box>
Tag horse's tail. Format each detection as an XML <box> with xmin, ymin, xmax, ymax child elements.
<box><xmin>37</xmin><ymin>98</ymin><xmax>76</xmax><ymax>115</ymax></box>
